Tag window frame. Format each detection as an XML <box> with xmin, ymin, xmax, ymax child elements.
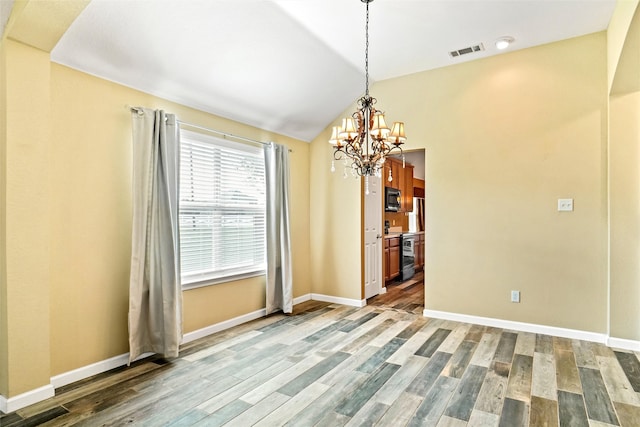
<box><xmin>178</xmin><ymin>129</ymin><xmax>267</xmax><ymax>289</ymax></box>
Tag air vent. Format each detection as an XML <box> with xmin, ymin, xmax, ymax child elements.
<box><xmin>449</xmin><ymin>43</ymin><xmax>485</xmax><ymax>58</ymax></box>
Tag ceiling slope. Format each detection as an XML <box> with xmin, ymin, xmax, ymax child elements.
<box><xmin>51</xmin><ymin>0</ymin><xmax>616</xmax><ymax>142</ymax></box>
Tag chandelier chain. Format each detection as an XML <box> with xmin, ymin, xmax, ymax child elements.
<box><xmin>365</xmin><ymin>0</ymin><xmax>369</xmax><ymax>98</ymax></box>
<box><xmin>328</xmin><ymin>0</ymin><xmax>406</xmax><ymax>178</ymax></box>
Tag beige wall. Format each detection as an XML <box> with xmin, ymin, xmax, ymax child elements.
<box><xmin>1</xmin><ymin>40</ymin><xmax>52</xmax><ymax>397</ymax></box>
<box><xmin>311</xmin><ymin>32</ymin><xmax>610</xmax><ymax>333</ymax></box>
<box><xmin>309</xmin><ymin>131</ymin><xmax>363</xmax><ymax>301</ymax></box>
<box><xmin>0</xmin><ymin>39</ymin><xmax>310</xmax><ymax>396</ymax></box>
<box><xmin>608</xmin><ymin>2</ymin><xmax>640</xmax><ymax>341</ymax></box>
<box><xmin>609</xmin><ymin>92</ymin><xmax>640</xmax><ymax>340</ymax></box>
<box><xmin>422</xmin><ymin>33</ymin><xmax>608</xmax><ymax>332</ymax></box>
<box><xmin>48</xmin><ymin>63</ymin><xmax>311</xmax><ymax>376</ymax></box>
<box><xmin>0</xmin><ymin>36</ymin><xmax>8</xmax><ymax>398</ymax></box>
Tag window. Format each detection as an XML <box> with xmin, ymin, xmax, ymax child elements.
<box><xmin>179</xmin><ymin>129</ymin><xmax>266</xmax><ymax>287</ymax></box>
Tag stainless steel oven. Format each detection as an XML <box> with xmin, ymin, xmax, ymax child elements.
<box><xmin>401</xmin><ymin>234</ymin><xmax>415</xmax><ymax>281</ymax></box>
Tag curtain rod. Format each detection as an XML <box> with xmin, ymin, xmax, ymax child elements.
<box><xmin>178</xmin><ymin>121</ymin><xmax>271</xmax><ymax>147</ymax></box>
<box><xmin>127</xmin><ymin>105</ymin><xmax>287</xmax><ymax>150</ymax></box>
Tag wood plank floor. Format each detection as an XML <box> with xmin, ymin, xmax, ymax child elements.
<box><xmin>3</xmin><ymin>275</ymin><xmax>640</xmax><ymax>426</ymax></box>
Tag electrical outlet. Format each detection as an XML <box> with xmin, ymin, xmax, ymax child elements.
<box><xmin>511</xmin><ymin>290</ymin><xmax>520</xmax><ymax>303</ymax></box>
<box><xmin>558</xmin><ymin>198</ymin><xmax>574</xmax><ymax>212</ymax></box>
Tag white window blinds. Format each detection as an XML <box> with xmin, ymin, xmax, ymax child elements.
<box><xmin>179</xmin><ymin>129</ymin><xmax>266</xmax><ymax>286</ymax></box>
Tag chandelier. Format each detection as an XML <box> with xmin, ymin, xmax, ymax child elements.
<box><xmin>329</xmin><ymin>0</ymin><xmax>406</xmax><ymax>189</ymax></box>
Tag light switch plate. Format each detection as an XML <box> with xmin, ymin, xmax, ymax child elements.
<box><xmin>511</xmin><ymin>290</ymin><xmax>520</xmax><ymax>303</ymax></box>
<box><xmin>558</xmin><ymin>198</ymin><xmax>573</xmax><ymax>212</ymax></box>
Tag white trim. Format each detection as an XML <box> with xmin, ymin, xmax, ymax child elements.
<box><xmin>0</xmin><ymin>384</ymin><xmax>54</xmax><ymax>414</ymax></box>
<box><xmin>606</xmin><ymin>97</ymin><xmax>611</xmax><ymax>340</ymax></box>
<box><xmin>182</xmin><ymin>308</ymin><xmax>267</xmax><ymax>344</ymax></box>
<box><xmin>423</xmin><ymin>309</ymin><xmax>608</xmax><ymax>344</ymax></box>
<box><xmin>182</xmin><ymin>295</ymin><xmax>311</xmax><ymax>344</ymax></box>
<box><xmin>608</xmin><ymin>336</ymin><xmax>640</xmax><ymax>352</ymax></box>
<box><xmin>51</xmin><ymin>299</ymin><xmax>313</xmax><ymax>396</ymax></box>
<box><xmin>311</xmin><ymin>293</ymin><xmax>367</xmax><ymax>307</ymax></box>
<box><xmin>37</xmin><ymin>306</ymin><xmax>288</xmax><ymax>413</ymax></box>
<box><xmin>182</xmin><ymin>269</ymin><xmax>265</xmax><ymax>290</ymax></box>
<box><xmin>4</xmin><ymin>302</ymin><xmax>636</xmax><ymax>415</ymax></box>
<box><xmin>379</xmin><ymin>286</ymin><xmax>387</xmax><ymax>295</ymax></box>
<box><xmin>293</xmin><ymin>294</ymin><xmax>311</xmax><ymax>305</ymax></box>
<box><xmin>50</xmin><ymin>351</ymin><xmax>154</xmax><ymax>390</ymax></box>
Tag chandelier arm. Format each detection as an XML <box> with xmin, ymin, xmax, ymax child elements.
<box><xmin>388</xmin><ymin>145</ymin><xmax>404</xmax><ymax>157</ymax></box>
<box><xmin>341</xmin><ymin>141</ymin><xmax>361</xmax><ymax>163</ymax></box>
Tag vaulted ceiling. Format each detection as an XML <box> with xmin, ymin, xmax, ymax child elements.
<box><xmin>47</xmin><ymin>0</ymin><xmax>616</xmax><ymax>142</ymax></box>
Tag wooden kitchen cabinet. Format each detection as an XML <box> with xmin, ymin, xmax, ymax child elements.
<box><xmin>384</xmin><ymin>159</ymin><xmax>403</xmax><ymax>191</ymax></box>
<box><xmin>385</xmin><ymin>236</ymin><xmax>400</xmax><ymax>282</ymax></box>
<box><xmin>384</xmin><ymin>158</ymin><xmax>414</xmax><ymax>212</ymax></box>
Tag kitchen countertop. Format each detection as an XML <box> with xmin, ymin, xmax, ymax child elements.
<box><xmin>384</xmin><ymin>231</ymin><xmax>424</xmax><ymax>239</ymax></box>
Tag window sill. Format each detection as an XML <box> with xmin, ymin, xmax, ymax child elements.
<box><xmin>182</xmin><ymin>270</ymin><xmax>266</xmax><ymax>290</ymax></box>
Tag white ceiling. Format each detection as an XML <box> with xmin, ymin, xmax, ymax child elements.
<box><xmin>50</xmin><ymin>0</ymin><xmax>616</xmax><ymax>142</ymax></box>
<box><xmin>0</xmin><ymin>0</ymin><xmax>16</xmax><ymax>36</ymax></box>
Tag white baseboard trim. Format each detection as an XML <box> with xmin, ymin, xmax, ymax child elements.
<box><xmin>311</xmin><ymin>293</ymin><xmax>367</xmax><ymax>308</ymax></box>
<box><xmin>608</xmin><ymin>336</ymin><xmax>640</xmax><ymax>352</ymax></box>
<box><xmin>40</xmin><ymin>306</ymin><xmax>293</xmax><ymax>413</ymax></box>
<box><xmin>2</xmin><ymin>297</ymin><xmax>311</xmax><ymax>414</ymax></box>
<box><xmin>48</xmin><ymin>296</ymin><xmax>317</xmax><ymax>408</ymax></box>
<box><xmin>50</xmin><ymin>351</ymin><xmax>154</xmax><ymax>390</ymax></box>
<box><xmin>293</xmin><ymin>294</ymin><xmax>311</xmax><ymax>305</ymax></box>
<box><xmin>0</xmin><ymin>294</ymin><xmax>358</xmax><ymax>414</ymax></box>
<box><xmin>379</xmin><ymin>287</ymin><xmax>388</xmax><ymax>295</ymax></box>
<box><xmin>182</xmin><ymin>308</ymin><xmax>267</xmax><ymax>344</ymax></box>
<box><xmin>0</xmin><ymin>384</ymin><xmax>54</xmax><ymax>414</ymax></box>
<box><xmin>423</xmin><ymin>309</ymin><xmax>608</xmax><ymax>344</ymax></box>
<box><xmin>183</xmin><ymin>295</ymin><xmax>311</xmax><ymax>344</ymax></box>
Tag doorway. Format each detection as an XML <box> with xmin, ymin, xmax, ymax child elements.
<box><xmin>364</xmin><ymin>149</ymin><xmax>426</xmax><ymax>309</ymax></box>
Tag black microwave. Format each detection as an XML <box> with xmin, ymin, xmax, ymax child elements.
<box><xmin>385</xmin><ymin>187</ymin><xmax>401</xmax><ymax>212</ymax></box>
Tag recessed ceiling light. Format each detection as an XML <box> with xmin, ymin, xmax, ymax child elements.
<box><xmin>495</xmin><ymin>36</ymin><xmax>514</xmax><ymax>50</ymax></box>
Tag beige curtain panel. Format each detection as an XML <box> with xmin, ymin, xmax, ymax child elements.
<box><xmin>264</xmin><ymin>142</ymin><xmax>293</xmax><ymax>315</ymax></box>
<box><xmin>128</xmin><ymin>108</ymin><xmax>183</xmax><ymax>363</ymax></box>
